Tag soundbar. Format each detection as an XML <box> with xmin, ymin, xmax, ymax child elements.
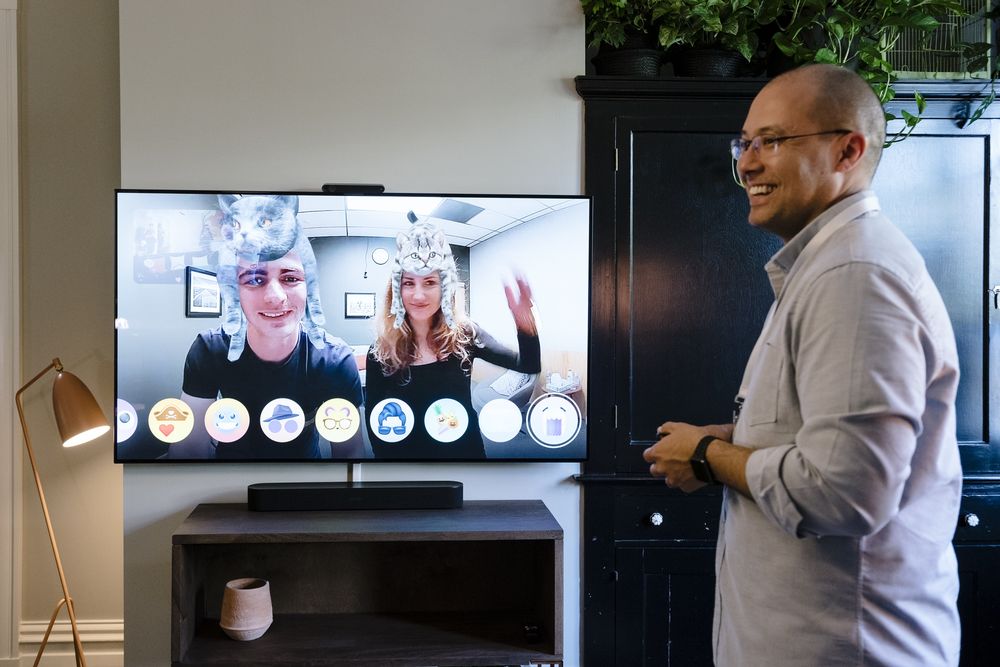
<box><xmin>247</xmin><ymin>480</ymin><xmax>463</xmax><ymax>511</ymax></box>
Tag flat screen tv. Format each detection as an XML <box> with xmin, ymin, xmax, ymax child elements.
<box><xmin>115</xmin><ymin>190</ymin><xmax>590</xmax><ymax>462</ymax></box>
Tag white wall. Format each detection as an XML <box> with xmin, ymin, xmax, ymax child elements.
<box><xmin>119</xmin><ymin>1</ymin><xmax>584</xmax><ymax>665</ymax></box>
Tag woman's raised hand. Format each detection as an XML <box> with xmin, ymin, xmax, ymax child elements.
<box><xmin>504</xmin><ymin>274</ymin><xmax>537</xmax><ymax>335</ymax></box>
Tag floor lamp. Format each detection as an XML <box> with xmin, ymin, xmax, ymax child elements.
<box><xmin>15</xmin><ymin>358</ymin><xmax>110</xmax><ymax>667</ymax></box>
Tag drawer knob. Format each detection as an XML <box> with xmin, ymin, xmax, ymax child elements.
<box><xmin>648</xmin><ymin>512</ymin><xmax>664</xmax><ymax>527</ymax></box>
<box><xmin>963</xmin><ymin>513</ymin><xmax>980</xmax><ymax>528</ymax></box>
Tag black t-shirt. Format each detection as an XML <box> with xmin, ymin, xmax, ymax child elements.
<box><xmin>365</xmin><ymin>326</ymin><xmax>540</xmax><ymax>459</ymax></box>
<box><xmin>183</xmin><ymin>328</ymin><xmax>363</xmax><ymax>459</ymax></box>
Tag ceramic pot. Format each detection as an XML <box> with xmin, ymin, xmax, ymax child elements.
<box><xmin>219</xmin><ymin>578</ymin><xmax>273</xmax><ymax>641</ymax></box>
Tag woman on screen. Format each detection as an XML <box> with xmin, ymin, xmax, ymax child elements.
<box><xmin>365</xmin><ymin>219</ymin><xmax>540</xmax><ymax>459</ymax></box>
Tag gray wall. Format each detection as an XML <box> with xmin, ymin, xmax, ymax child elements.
<box><xmin>119</xmin><ymin>1</ymin><xmax>584</xmax><ymax>664</ymax></box>
<box><xmin>17</xmin><ymin>0</ymin><xmax>123</xmax><ymax>654</ymax></box>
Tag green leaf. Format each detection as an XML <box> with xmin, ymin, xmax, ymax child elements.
<box><xmin>772</xmin><ymin>32</ymin><xmax>798</xmax><ymax>58</ymax></box>
<box><xmin>814</xmin><ymin>47</ymin><xmax>838</xmax><ymax>64</ymax></box>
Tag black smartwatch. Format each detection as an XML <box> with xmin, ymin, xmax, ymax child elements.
<box><xmin>690</xmin><ymin>435</ymin><xmax>720</xmax><ymax>485</ymax></box>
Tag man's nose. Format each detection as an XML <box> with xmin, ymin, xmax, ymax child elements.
<box><xmin>263</xmin><ymin>279</ymin><xmax>286</xmax><ymax>302</ymax></box>
<box><xmin>737</xmin><ymin>149</ymin><xmax>760</xmax><ymax>182</ymax></box>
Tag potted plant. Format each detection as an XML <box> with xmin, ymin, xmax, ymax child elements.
<box><xmin>582</xmin><ymin>0</ymin><xmax>665</xmax><ymax>76</ymax></box>
<box><xmin>654</xmin><ymin>0</ymin><xmax>784</xmax><ymax>76</ymax></box>
<box><xmin>770</xmin><ymin>0</ymin><xmax>994</xmax><ymax>143</ymax></box>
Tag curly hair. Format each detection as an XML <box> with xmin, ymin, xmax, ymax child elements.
<box><xmin>372</xmin><ymin>278</ymin><xmax>473</xmax><ymax>379</ymax></box>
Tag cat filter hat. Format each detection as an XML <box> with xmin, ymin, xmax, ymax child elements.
<box><xmin>390</xmin><ymin>215</ymin><xmax>459</xmax><ymax>330</ymax></box>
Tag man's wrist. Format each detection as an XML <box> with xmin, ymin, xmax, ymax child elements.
<box><xmin>690</xmin><ymin>435</ymin><xmax>720</xmax><ymax>485</ymax></box>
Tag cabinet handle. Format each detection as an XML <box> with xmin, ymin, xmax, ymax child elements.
<box><xmin>991</xmin><ymin>286</ymin><xmax>1000</xmax><ymax>309</ymax></box>
<box><xmin>963</xmin><ymin>512</ymin><xmax>981</xmax><ymax>528</ymax></box>
<box><xmin>648</xmin><ymin>512</ymin><xmax>664</xmax><ymax>527</ymax></box>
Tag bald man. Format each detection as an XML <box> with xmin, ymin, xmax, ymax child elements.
<box><xmin>644</xmin><ymin>64</ymin><xmax>962</xmax><ymax>665</ymax></box>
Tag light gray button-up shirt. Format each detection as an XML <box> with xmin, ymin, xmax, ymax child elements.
<box><xmin>715</xmin><ymin>191</ymin><xmax>962</xmax><ymax>666</ymax></box>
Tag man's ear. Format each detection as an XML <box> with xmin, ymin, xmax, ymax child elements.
<box><xmin>836</xmin><ymin>132</ymin><xmax>868</xmax><ymax>174</ymax></box>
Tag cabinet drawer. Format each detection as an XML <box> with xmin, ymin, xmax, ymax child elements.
<box><xmin>954</xmin><ymin>492</ymin><xmax>1000</xmax><ymax>543</ymax></box>
<box><xmin>614</xmin><ymin>490</ymin><xmax>722</xmax><ymax>542</ymax></box>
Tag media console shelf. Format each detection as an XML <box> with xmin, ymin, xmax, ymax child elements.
<box><xmin>172</xmin><ymin>500</ymin><xmax>563</xmax><ymax>666</ymax></box>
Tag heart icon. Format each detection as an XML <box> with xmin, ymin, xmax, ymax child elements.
<box><xmin>159</xmin><ymin>424</ymin><xmax>175</xmax><ymax>437</ymax></box>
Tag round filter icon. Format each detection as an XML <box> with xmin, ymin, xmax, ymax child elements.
<box><xmin>369</xmin><ymin>398</ymin><xmax>414</xmax><ymax>443</ymax></box>
<box><xmin>526</xmin><ymin>393</ymin><xmax>581</xmax><ymax>448</ymax></box>
<box><xmin>316</xmin><ymin>398</ymin><xmax>361</xmax><ymax>444</ymax></box>
<box><xmin>478</xmin><ymin>398</ymin><xmax>523</xmax><ymax>443</ymax></box>
<box><xmin>205</xmin><ymin>398</ymin><xmax>251</xmax><ymax>443</ymax></box>
<box><xmin>148</xmin><ymin>398</ymin><xmax>195</xmax><ymax>444</ymax></box>
<box><xmin>115</xmin><ymin>398</ymin><xmax>139</xmax><ymax>443</ymax></box>
<box><xmin>259</xmin><ymin>398</ymin><xmax>306</xmax><ymax>443</ymax></box>
<box><xmin>424</xmin><ymin>398</ymin><xmax>469</xmax><ymax>443</ymax></box>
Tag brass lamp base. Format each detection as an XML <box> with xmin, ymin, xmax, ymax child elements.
<box><xmin>33</xmin><ymin>596</ymin><xmax>85</xmax><ymax>667</ymax></box>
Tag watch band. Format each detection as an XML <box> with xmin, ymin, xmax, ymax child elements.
<box><xmin>691</xmin><ymin>435</ymin><xmax>719</xmax><ymax>485</ymax></box>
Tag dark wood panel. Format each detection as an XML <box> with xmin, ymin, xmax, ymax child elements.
<box><xmin>627</xmin><ymin>127</ymin><xmax>779</xmax><ymax>449</ymax></box>
<box><xmin>177</xmin><ymin>612</ymin><xmax>559</xmax><ymax>666</ymax></box>
<box><xmin>615</xmin><ymin>547</ymin><xmax>716</xmax><ymax>667</ymax></box>
<box><xmin>956</xmin><ymin>544</ymin><xmax>1000</xmax><ymax>667</ymax></box>
<box><xmin>173</xmin><ymin>500</ymin><xmax>562</xmax><ymax>544</ymax></box>
<box><xmin>874</xmin><ymin>129</ymin><xmax>990</xmax><ymax>445</ymax></box>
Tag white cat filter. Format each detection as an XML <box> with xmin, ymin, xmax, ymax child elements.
<box><xmin>114</xmin><ymin>190</ymin><xmax>592</xmax><ymax>462</ymax></box>
<box><xmin>389</xmin><ymin>218</ymin><xmax>460</xmax><ymax>330</ymax></box>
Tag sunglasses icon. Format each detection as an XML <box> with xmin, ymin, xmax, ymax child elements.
<box><xmin>376</xmin><ymin>401</ymin><xmax>407</xmax><ymax>437</ymax></box>
<box><xmin>267</xmin><ymin>419</ymin><xmax>299</xmax><ymax>434</ymax></box>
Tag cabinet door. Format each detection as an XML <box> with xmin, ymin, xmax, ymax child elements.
<box><xmin>616</xmin><ymin>114</ymin><xmax>781</xmax><ymax>473</ymax></box>
<box><xmin>615</xmin><ymin>546</ymin><xmax>716</xmax><ymax>666</ymax></box>
<box><xmin>956</xmin><ymin>544</ymin><xmax>1000</xmax><ymax>666</ymax></box>
<box><xmin>872</xmin><ymin>120</ymin><xmax>1000</xmax><ymax>472</ymax></box>
<box><xmin>617</xmin><ymin>115</ymin><xmax>1000</xmax><ymax>474</ymax></box>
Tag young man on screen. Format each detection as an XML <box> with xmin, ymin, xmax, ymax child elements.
<box><xmin>643</xmin><ymin>64</ymin><xmax>962</xmax><ymax>665</ymax></box>
<box><xmin>172</xmin><ymin>249</ymin><xmax>365</xmax><ymax>459</ymax></box>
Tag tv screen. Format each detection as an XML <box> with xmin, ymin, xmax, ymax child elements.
<box><xmin>115</xmin><ymin>190</ymin><xmax>590</xmax><ymax>462</ymax></box>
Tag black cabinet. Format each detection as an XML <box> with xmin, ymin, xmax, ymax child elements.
<box><xmin>578</xmin><ymin>76</ymin><xmax>1000</xmax><ymax>666</ymax></box>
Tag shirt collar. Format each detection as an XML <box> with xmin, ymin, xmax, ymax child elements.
<box><xmin>764</xmin><ymin>190</ymin><xmax>876</xmax><ymax>298</ymax></box>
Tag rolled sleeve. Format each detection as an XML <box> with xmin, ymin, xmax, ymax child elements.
<box><xmin>746</xmin><ymin>444</ymin><xmax>804</xmax><ymax>533</ymax></box>
<box><xmin>747</xmin><ymin>263</ymin><xmax>927</xmax><ymax>538</ymax></box>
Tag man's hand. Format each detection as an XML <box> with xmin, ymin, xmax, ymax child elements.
<box><xmin>643</xmin><ymin>421</ymin><xmax>712</xmax><ymax>493</ymax></box>
<box><xmin>646</xmin><ymin>420</ymin><xmax>753</xmax><ymax>497</ymax></box>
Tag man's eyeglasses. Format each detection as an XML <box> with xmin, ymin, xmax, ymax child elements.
<box><xmin>730</xmin><ymin>129</ymin><xmax>852</xmax><ymax>160</ymax></box>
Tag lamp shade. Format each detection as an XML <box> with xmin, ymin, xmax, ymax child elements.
<box><xmin>51</xmin><ymin>370</ymin><xmax>110</xmax><ymax>448</ymax></box>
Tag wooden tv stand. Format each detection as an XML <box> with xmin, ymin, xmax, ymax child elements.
<box><xmin>171</xmin><ymin>500</ymin><xmax>563</xmax><ymax>666</ymax></box>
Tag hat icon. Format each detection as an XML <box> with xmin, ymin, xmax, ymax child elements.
<box><xmin>263</xmin><ymin>403</ymin><xmax>300</xmax><ymax>422</ymax></box>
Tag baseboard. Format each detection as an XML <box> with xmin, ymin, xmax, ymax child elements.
<box><xmin>18</xmin><ymin>619</ymin><xmax>122</xmax><ymax>666</ymax></box>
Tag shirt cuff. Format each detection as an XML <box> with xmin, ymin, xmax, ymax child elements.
<box><xmin>746</xmin><ymin>444</ymin><xmax>806</xmax><ymax>537</ymax></box>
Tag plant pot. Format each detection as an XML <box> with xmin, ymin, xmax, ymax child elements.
<box><xmin>673</xmin><ymin>48</ymin><xmax>743</xmax><ymax>77</ymax></box>
<box><xmin>591</xmin><ymin>29</ymin><xmax>663</xmax><ymax>77</ymax></box>
<box><xmin>220</xmin><ymin>578</ymin><xmax>273</xmax><ymax>641</ymax></box>
<box><xmin>592</xmin><ymin>48</ymin><xmax>663</xmax><ymax>76</ymax></box>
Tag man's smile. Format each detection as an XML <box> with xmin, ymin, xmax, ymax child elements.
<box><xmin>748</xmin><ymin>184</ymin><xmax>776</xmax><ymax>197</ymax></box>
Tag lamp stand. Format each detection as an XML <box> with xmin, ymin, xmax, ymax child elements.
<box><xmin>15</xmin><ymin>359</ymin><xmax>88</xmax><ymax>667</ymax></box>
